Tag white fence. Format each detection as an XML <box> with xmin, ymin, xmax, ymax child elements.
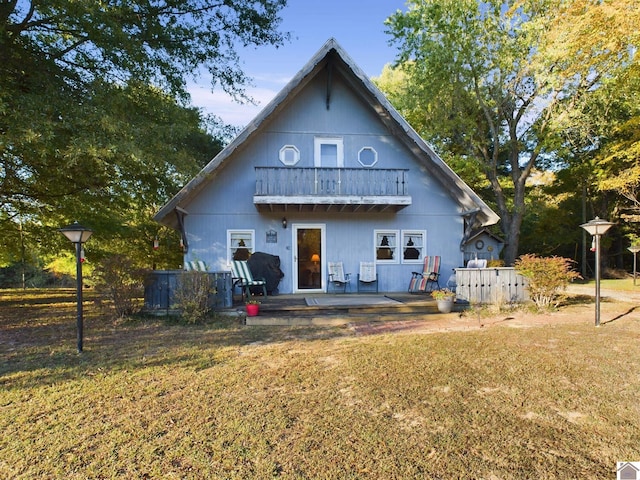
<box><xmin>455</xmin><ymin>267</ymin><xmax>528</xmax><ymax>304</ymax></box>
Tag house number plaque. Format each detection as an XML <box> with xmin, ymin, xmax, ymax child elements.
<box><xmin>266</xmin><ymin>229</ymin><xmax>277</xmax><ymax>243</ymax></box>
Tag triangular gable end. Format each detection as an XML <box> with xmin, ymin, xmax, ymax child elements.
<box><xmin>155</xmin><ymin>38</ymin><xmax>499</xmax><ymax>230</ymax></box>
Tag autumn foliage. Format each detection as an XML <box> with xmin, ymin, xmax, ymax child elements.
<box><xmin>515</xmin><ymin>254</ymin><xmax>581</xmax><ymax>310</ymax></box>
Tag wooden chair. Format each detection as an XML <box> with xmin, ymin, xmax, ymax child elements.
<box><xmin>408</xmin><ymin>256</ymin><xmax>441</xmax><ymax>293</ymax></box>
<box><xmin>328</xmin><ymin>262</ymin><xmax>350</xmax><ymax>293</ymax></box>
<box><xmin>357</xmin><ymin>262</ymin><xmax>378</xmax><ymax>293</ymax></box>
<box><xmin>231</xmin><ymin>260</ymin><xmax>267</xmax><ymax>300</ymax></box>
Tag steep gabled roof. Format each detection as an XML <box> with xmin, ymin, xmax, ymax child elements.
<box><xmin>155</xmin><ymin>38</ymin><xmax>499</xmax><ymax>228</ymax></box>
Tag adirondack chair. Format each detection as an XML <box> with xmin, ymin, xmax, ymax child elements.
<box><xmin>328</xmin><ymin>262</ymin><xmax>351</xmax><ymax>293</ymax></box>
<box><xmin>184</xmin><ymin>260</ymin><xmax>208</xmax><ymax>271</ymax></box>
<box><xmin>357</xmin><ymin>262</ymin><xmax>378</xmax><ymax>293</ymax></box>
<box><xmin>408</xmin><ymin>255</ymin><xmax>441</xmax><ymax>293</ymax></box>
<box><xmin>231</xmin><ymin>260</ymin><xmax>267</xmax><ymax>300</ymax></box>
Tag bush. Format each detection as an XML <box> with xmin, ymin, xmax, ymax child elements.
<box><xmin>93</xmin><ymin>255</ymin><xmax>150</xmax><ymax>318</ymax></box>
<box><xmin>173</xmin><ymin>271</ymin><xmax>216</xmax><ymax>324</ymax></box>
<box><xmin>515</xmin><ymin>254</ymin><xmax>581</xmax><ymax>310</ymax></box>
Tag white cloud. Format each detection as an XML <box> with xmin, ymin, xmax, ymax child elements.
<box><xmin>187</xmin><ymin>83</ymin><xmax>282</xmax><ymax>128</ymax></box>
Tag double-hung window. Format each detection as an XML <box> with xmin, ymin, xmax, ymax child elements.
<box><xmin>228</xmin><ymin>230</ymin><xmax>255</xmax><ymax>263</ymax></box>
<box><xmin>401</xmin><ymin>230</ymin><xmax>426</xmax><ymax>263</ymax></box>
<box><xmin>374</xmin><ymin>230</ymin><xmax>399</xmax><ymax>264</ymax></box>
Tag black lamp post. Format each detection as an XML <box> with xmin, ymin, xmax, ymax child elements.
<box><xmin>580</xmin><ymin>217</ymin><xmax>614</xmax><ymax>327</ymax></box>
<box><xmin>629</xmin><ymin>245</ymin><xmax>640</xmax><ymax>286</ymax></box>
<box><xmin>59</xmin><ymin>221</ymin><xmax>93</xmax><ymax>352</ymax></box>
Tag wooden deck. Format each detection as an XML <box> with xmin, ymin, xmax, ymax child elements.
<box><xmin>232</xmin><ymin>292</ymin><xmax>466</xmax><ymax>326</ymax></box>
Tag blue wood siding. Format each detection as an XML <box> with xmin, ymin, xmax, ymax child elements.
<box><xmin>182</xmin><ymin>69</ymin><xmax>465</xmax><ymax>293</ymax></box>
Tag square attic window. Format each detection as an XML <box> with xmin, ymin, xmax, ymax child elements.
<box><xmin>279</xmin><ymin>145</ymin><xmax>300</xmax><ymax>166</ymax></box>
<box><xmin>358</xmin><ymin>147</ymin><xmax>378</xmax><ymax>167</ymax></box>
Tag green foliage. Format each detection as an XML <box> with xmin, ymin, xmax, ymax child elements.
<box><xmin>0</xmin><ymin>0</ymin><xmax>288</xmax><ymax>273</ymax></box>
<box><xmin>93</xmin><ymin>255</ymin><xmax>150</xmax><ymax>318</ymax></box>
<box><xmin>383</xmin><ymin>0</ymin><xmax>640</xmax><ymax>264</ymax></box>
<box><xmin>515</xmin><ymin>254</ymin><xmax>581</xmax><ymax>310</ymax></box>
<box><xmin>173</xmin><ymin>271</ymin><xmax>216</xmax><ymax>324</ymax></box>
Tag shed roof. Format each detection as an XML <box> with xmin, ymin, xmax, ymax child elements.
<box><xmin>155</xmin><ymin>38</ymin><xmax>500</xmax><ymax>229</ymax></box>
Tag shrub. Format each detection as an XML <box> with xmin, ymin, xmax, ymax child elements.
<box><xmin>431</xmin><ymin>288</ymin><xmax>455</xmax><ymax>300</ymax></box>
<box><xmin>93</xmin><ymin>255</ymin><xmax>150</xmax><ymax>318</ymax></box>
<box><xmin>515</xmin><ymin>254</ymin><xmax>581</xmax><ymax>310</ymax></box>
<box><xmin>174</xmin><ymin>271</ymin><xmax>216</xmax><ymax>324</ymax></box>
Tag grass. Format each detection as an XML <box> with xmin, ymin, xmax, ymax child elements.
<box><xmin>1</xmin><ymin>288</ymin><xmax>640</xmax><ymax>478</ymax></box>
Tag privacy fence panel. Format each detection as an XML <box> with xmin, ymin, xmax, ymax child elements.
<box><xmin>455</xmin><ymin>267</ymin><xmax>528</xmax><ymax>304</ymax></box>
<box><xmin>144</xmin><ymin>270</ymin><xmax>233</xmax><ymax>313</ymax></box>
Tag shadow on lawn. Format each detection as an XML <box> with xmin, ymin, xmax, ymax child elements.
<box><xmin>0</xmin><ymin>290</ymin><xmax>349</xmax><ymax>388</ymax></box>
<box><xmin>601</xmin><ymin>305</ymin><xmax>639</xmax><ymax>325</ymax></box>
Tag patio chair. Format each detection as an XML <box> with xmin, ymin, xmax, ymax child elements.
<box><xmin>357</xmin><ymin>262</ymin><xmax>378</xmax><ymax>293</ymax></box>
<box><xmin>184</xmin><ymin>260</ymin><xmax>208</xmax><ymax>271</ymax></box>
<box><xmin>231</xmin><ymin>260</ymin><xmax>267</xmax><ymax>300</ymax></box>
<box><xmin>328</xmin><ymin>262</ymin><xmax>351</xmax><ymax>293</ymax></box>
<box><xmin>408</xmin><ymin>255</ymin><xmax>441</xmax><ymax>293</ymax></box>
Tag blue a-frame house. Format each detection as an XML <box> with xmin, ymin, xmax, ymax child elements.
<box><xmin>155</xmin><ymin>38</ymin><xmax>499</xmax><ymax>294</ymax></box>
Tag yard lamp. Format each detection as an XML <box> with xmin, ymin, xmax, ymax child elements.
<box><xmin>58</xmin><ymin>221</ymin><xmax>93</xmax><ymax>352</ymax></box>
<box><xmin>580</xmin><ymin>217</ymin><xmax>614</xmax><ymax>326</ymax></box>
<box><xmin>629</xmin><ymin>245</ymin><xmax>640</xmax><ymax>286</ymax></box>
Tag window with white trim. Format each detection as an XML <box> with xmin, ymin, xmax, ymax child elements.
<box><xmin>314</xmin><ymin>137</ymin><xmax>344</xmax><ymax>167</ymax></box>
<box><xmin>358</xmin><ymin>147</ymin><xmax>378</xmax><ymax>167</ymax></box>
<box><xmin>402</xmin><ymin>230</ymin><xmax>426</xmax><ymax>263</ymax></box>
<box><xmin>279</xmin><ymin>145</ymin><xmax>300</xmax><ymax>166</ymax></box>
<box><xmin>374</xmin><ymin>230</ymin><xmax>399</xmax><ymax>264</ymax></box>
<box><xmin>227</xmin><ymin>230</ymin><xmax>255</xmax><ymax>263</ymax></box>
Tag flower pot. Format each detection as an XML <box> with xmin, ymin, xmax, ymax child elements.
<box><xmin>246</xmin><ymin>304</ymin><xmax>260</xmax><ymax>317</ymax></box>
<box><xmin>436</xmin><ymin>298</ymin><xmax>454</xmax><ymax>314</ymax></box>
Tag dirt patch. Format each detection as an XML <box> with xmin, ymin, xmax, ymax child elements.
<box><xmin>350</xmin><ymin>293</ymin><xmax>640</xmax><ymax>336</ymax></box>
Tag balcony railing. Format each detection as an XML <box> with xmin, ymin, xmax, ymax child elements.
<box><xmin>253</xmin><ymin>167</ymin><xmax>411</xmax><ymax>212</ymax></box>
<box><xmin>255</xmin><ymin>167</ymin><xmax>409</xmax><ymax>196</ymax></box>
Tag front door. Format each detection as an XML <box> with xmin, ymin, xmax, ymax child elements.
<box><xmin>293</xmin><ymin>224</ymin><xmax>325</xmax><ymax>293</ymax></box>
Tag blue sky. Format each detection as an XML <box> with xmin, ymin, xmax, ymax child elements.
<box><xmin>188</xmin><ymin>0</ymin><xmax>408</xmax><ymax>127</ymax></box>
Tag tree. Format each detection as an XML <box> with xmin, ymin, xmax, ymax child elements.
<box><xmin>0</xmin><ymin>0</ymin><xmax>288</xmax><ymax>268</ymax></box>
<box><xmin>1</xmin><ymin>0</ymin><xmax>288</xmax><ymax>98</ymax></box>
<box><xmin>383</xmin><ymin>0</ymin><xmax>639</xmax><ymax>265</ymax></box>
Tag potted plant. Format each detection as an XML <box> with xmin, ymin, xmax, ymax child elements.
<box><xmin>245</xmin><ymin>299</ymin><xmax>261</xmax><ymax>317</ymax></box>
<box><xmin>431</xmin><ymin>288</ymin><xmax>455</xmax><ymax>313</ymax></box>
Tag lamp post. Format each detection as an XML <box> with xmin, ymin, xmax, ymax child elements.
<box><xmin>580</xmin><ymin>217</ymin><xmax>614</xmax><ymax>326</ymax></box>
<box><xmin>629</xmin><ymin>245</ymin><xmax>640</xmax><ymax>286</ymax></box>
<box><xmin>59</xmin><ymin>221</ymin><xmax>93</xmax><ymax>352</ymax></box>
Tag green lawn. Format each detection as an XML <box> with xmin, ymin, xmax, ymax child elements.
<box><xmin>1</xmin><ymin>289</ymin><xmax>639</xmax><ymax>479</ymax></box>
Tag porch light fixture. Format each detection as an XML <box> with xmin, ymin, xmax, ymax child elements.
<box><xmin>628</xmin><ymin>245</ymin><xmax>640</xmax><ymax>286</ymax></box>
<box><xmin>58</xmin><ymin>221</ymin><xmax>93</xmax><ymax>352</ymax></box>
<box><xmin>282</xmin><ymin>217</ymin><xmax>287</xmax><ymax>229</ymax></box>
<box><xmin>580</xmin><ymin>217</ymin><xmax>614</xmax><ymax>326</ymax></box>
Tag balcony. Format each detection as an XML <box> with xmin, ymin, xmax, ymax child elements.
<box><xmin>253</xmin><ymin>167</ymin><xmax>411</xmax><ymax>213</ymax></box>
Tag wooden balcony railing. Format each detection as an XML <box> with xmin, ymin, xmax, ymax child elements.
<box><xmin>254</xmin><ymin>167</ymin><xmax>409</xmax><ymax>197</ymax></box>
